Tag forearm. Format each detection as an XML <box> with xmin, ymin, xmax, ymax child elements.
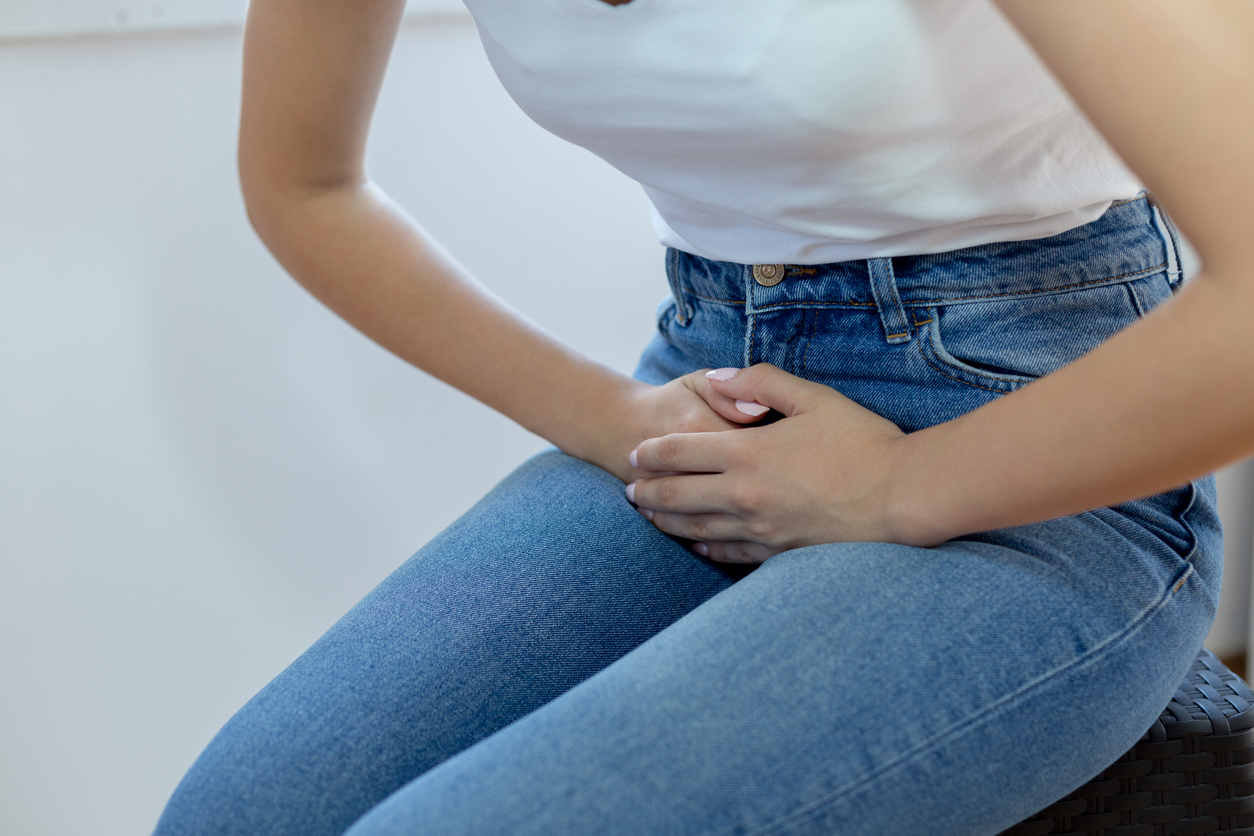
<box><xmin>238</xmin><ymin>0</ymin><xmax>641</xmax><ymax>467</ymax></box>
<box><xmin>893</xmin><ymin>272</ymin><xmax>1254</xmax><ymax>545</ymax></box>
<box><xmin>250</xmin><ymin>181</ymin><xmax>639</xmax><ymax>465</ymax></box>
<box><xmin>893</xmin><ymin>0</ymin><xmax>1254</xmax><ymax>545</ymax></box>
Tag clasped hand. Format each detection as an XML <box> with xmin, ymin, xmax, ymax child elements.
<box><xmin>627</xmin><ymin>365</ymin><xmax>912</xmax><ymax>563</ymax></box>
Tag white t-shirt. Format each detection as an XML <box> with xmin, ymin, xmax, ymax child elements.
<box><xmin>462</xmin><ymin>0</ymin><xmax>1142</xmax><ymax>264</ymax></box>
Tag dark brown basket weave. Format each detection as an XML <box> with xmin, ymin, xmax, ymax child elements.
<box><xmin>1002</xmin><ymin>648</ymin><xmax>1254</xmax><ymax>836</ymax></box>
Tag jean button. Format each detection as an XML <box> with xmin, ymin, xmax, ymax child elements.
<box><xmin>752</xmin><ymin>264</ymin><xmax>786</xmax><ymax>287</ymax></box>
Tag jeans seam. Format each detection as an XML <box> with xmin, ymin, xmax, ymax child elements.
<box><xmin>800</xmin><ymin>309</ymin><xmax>817</xmax><ymax>378</ymax></box>
<box><xmin>1176</xmin><ymin>481</ymin><xmax>1202</xmax><ymax>566</ymax></box>
<box><xmin>1110</xmin><ymin>194</ymin><xmax>1148</xmax><ymax>209</ymax></box>
<box><xmin>667</xmin><ymin>248</ymin><xmax>692</xmax><ymax>325</ymax></box>
<box><xmin>687</xmin><ymin>290</ymin><xmax>747</xmax><ymax>306</ymax></box>
<box><xmin>916</xmin><ymin>344</ymin><xmax>1022</xmax><ymax>393</ymax></box>
<box><xmin>745</xmin><ymin>267</ymin><xmax>757</xmax><ymax>368</ymax></box>
<box><xmin>902</xmin><ymin>264</ymin><xmax>1167</xmax><ymax>305</ymax></box>
<box><xmin>705</xmin><ymin>265</ymin><xmax>1168</xmax><ymax>313</ymax></box>
<box><xmin>748</xmin><ymin>560</ymin><xmax>1197</xmax><ymax>836</ymax></box>
<box><xmin>1125</xmin><ymin>281</ymin><xmax>1149</xmax><ymax>318</ymax></box>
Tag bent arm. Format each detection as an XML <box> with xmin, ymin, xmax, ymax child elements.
<box><xmin>238</xmin><ymin>0</ymin><xmax>741</xmax><ymax>480</ymax></box>
<box><xmin>893</xmin><ymin>0</ymin><xmax>1254</xmax><ymax>543</ymax></box>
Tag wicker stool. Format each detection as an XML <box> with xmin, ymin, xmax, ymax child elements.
<box><xmin>1002</xmin><ymin>648</ymin><xmax>1254</xmax><ymax>836</ymax></box>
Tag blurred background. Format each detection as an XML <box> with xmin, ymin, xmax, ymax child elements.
<box><xmin>3</xmin><ymin>3</ymin><xmax>1252</xmax><ymax>835</ymax></box>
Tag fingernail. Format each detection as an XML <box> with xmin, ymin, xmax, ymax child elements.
<box><xmin>705</xmin><ymin>368</ymin><xmax>739</xmax><ymax>382</ymax></box>
<box><xmin>735</xmin><ymin>400</ymin><xmax>770</xmax><ymax>417</ymax></box>
<box><xmin>641</xmin><ymin>508</ymin><xmax>654</xmax><ymax>521</ymax></box>
<box><xmin>625</xmin><ymin>482</ymin><xmax>636</xmax><ymax>504</ymax></box>
<box><xmin>629</xmin><ymin>449</ymin><xmax>639</xmax><ymax>468</ymax></box>
<box><xmin>692</xmin><ymin>542</ymin><xmax>710</xmax><ymax>557</ymax></box>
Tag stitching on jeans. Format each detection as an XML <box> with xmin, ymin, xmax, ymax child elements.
<box><xmin>870</xmin><ymin>258</ymin><xmax>911</xmax><ymax>343</ymax></box>
<box><xmin>1164</xmin><ymin>481</ymin><xmax>1203</xmax><ymax>569</ymax></box>
<box><xmin>686</xmin><ymin>255</ymin><xmax>1164</xmax><ymax>313</ymax></box>
<box><xmin>713</xmin><ymin>263</ymin><xmax>1167</xmax><ymax>312</ymax></box>
<box><xmin>918</xmin><ymin>350</ymin><xmax>1019</xmax><ymax>393</ymax></box>
<box><xmin>1125</xmin><ymin>281</ymin><xmax>1148</xmax><ymax>318</ymax></box>
<box><xmin>800</xmin><ymin>309</ymin><xmax>817</xmax><ymax>377</ymax></box>
<box><xmin>903</xmin><ymin>263</ymin><xmax>1168</xmax><ymax>305</ymax></box>
<box><xmin>752</xmin><ymin>301</ymin><xmax>878</xmax><ymax>309</ymax></box>
<box><xmin>745</xmin><ymin>270</ymin><xmax>757</xmax><ymax>368</ymax></box>
<box><xmin>689</xmin><ymin>291</ymin><xmax>747</xmax><ymax>306</ymax></box>
<box><xmin>750</xmin><ymin>558</ymin><xmax>1195</xmax><ymax>836</ymax></box>
<box><xmin>747</xmin><ymin>313</ymin><xmax>756</xmax><ymax>366</ymax></box>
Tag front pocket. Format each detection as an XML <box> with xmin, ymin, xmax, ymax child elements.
<box><xmin>915</xmin><ymin>275</ymin><xmax>1170</xmax><ymax>393</ymax></box>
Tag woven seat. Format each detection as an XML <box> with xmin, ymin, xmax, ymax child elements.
<box><xmin>1002</xmin><ymin>648</ymin><xmax>1254</xmax><ymax>836</ymax></box>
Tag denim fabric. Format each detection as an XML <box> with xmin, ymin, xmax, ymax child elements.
<box><xmin>154</xmin><ymin>195</ymin><xmax>1221</xmax><ymax>836</ymax></box>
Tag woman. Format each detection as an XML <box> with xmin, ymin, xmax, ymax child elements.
<box><xmin>155</xmin><ymin>0</ymin><xmax>1254</xmax><ymax>834</ymax></box>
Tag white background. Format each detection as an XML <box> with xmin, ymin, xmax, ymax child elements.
<box><xmin>2</xmin><ymin>6</ymin><xmax>1252</xmax><ymax>836</ymax></box>
<box><xmin>0</xmin><ymin>0</ymin><xmax>465</xmax><ymax>40</ymax></box>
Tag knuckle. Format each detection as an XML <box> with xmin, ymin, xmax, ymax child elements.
<box><xmin>657</xmin><ymin>435</ymin><xmax>683</xmax><ymax>468</ymax></box>
<box><xmin>726</xmin><ymin>481</ymin><xmax>762</xmax><ymax>514</ymax></box>
<box><xmin>678</xmin><ymin>412</ymin><xmax>708</xmax><ymax>434</ymax></box>
<box><xmin>746</xmin><ymin>518</ymin><xmax>775</xmax><ymax>541</ymax></box>
<box><xmin>688</xmin><ymin>515</ymin><xmax>710</xmax><ymax>541</ymax></box>
<box><xmin>656</xmin><ymin>478</ymin><xmax>681</xmax><ymax>507</ymax></box>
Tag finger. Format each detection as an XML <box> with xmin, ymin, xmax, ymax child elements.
<box><xmin>693</xmin><ymin>540</ymin><xmax>780</xmax><ymax>564</ymax></box>
<box><xmin>646</xmin><ymin>509</ymin><xmax>746</xmax><ymax>543</ymax></box>
<box><xmin>627</xmin><ymin>472</ymin><xmax>729</xmax><ymax>514</ymax></box>
<box><xmin>683</xmin><ymin>369</ymin><xmax>770</xmax><ymax>425</ymax></box>
<box><xmin>705</xmin><ymin>363</ymin><xmax>830</xmax><ymax>417</ymax></box>
<box><xmin>631</xmin><ymin>431</ymin><xmax>742</xmax><ymax>474</ymax></box>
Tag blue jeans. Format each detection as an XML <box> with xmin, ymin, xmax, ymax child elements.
<box><xmin>155</xmin><ymin>195</ymin><xmax>1221</xmax><ymax>835</ymax></box>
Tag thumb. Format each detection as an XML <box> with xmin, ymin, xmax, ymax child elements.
<box><xmin>704</xmin><ymin>363</ymin><xmax>816</xmax><ymax>417</ymax></box>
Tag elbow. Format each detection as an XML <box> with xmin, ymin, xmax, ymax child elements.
<box><xmin>237</xmin><ymin>147</ymin><xmax>365</xmax><ymax>248</ymax></box>
<box><xmin>237</xmin><ymin>149</ymin><xmax>288</xmax><ymax>245</ymax></box>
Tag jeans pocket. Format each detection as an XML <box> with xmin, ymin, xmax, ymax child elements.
<box><xmin>915</xmin><ymin>273</ymin><xmax>1173</xmax><ymax>393</ymax></box>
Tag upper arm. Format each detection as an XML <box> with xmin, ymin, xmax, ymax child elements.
<box><xmin>238</xmin><ymin>0</ymin><xmax>407</xmax><ymax>219</ymax></box>
<box><xmin>991</xmin><ymin>0</ymin><xmax>1254</xmax><ymax>281</ymax></box>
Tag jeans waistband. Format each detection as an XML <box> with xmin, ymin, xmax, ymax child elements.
<box><xmin>665</xmin><ymin>194</ymin><xmax>1181</xmax><ymax>345</ymax></box>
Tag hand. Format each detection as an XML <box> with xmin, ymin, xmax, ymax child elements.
<box><xmin>627</xmin><ymin>364</ymin><xmax>916</xmax><ymax>563</ymax></box>
<box><xmin>580</xmin><ymin>371</ymin><xmax>771</xmax><ymax>484</ymax></box>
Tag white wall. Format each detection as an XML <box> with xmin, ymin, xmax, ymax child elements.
<box><xmin>2</xmin><ymin>12</ymin><xmax>1252</xmax><ymax>836</ymax></box>
<box><xmin>0</xmin><ymin>0</ymin><xmax>463</xmax><ymax>40</ymax></box>
<box><xmin>1</xmin><ymin>16</ymin><xmax>667</xmax><ymax>836</ymax></box>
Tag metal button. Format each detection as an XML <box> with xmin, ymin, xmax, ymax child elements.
<box><xmin>752</xmin><ymin>264</ymin><xmax>787</xmax><ymax>287</ymax></box>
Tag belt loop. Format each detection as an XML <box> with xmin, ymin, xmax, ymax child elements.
<box><xmin>665</xmin><ymin>248</ymin><xmax>692</xmax><ymax>326</ymax></box>
<box><xmin>867</xmin><ymin>257</ymin><xmax>912</xmax><ymax>345</ymax></box>
<box><xmin>1145</xmin><ymin>191</ymin><xmax>1186</xmax><ymax>289</ymax></box>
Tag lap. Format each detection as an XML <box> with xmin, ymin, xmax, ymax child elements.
<box><xmin>154</xmin><ymin>450</ymin><xmax>736</xmax><ymax>836</ymax></box>
<box><xmin>345</xmin><ymin>488</ymin><xmax>1221</xmax><ymax>836</ymax></box>
<box><xmin>156</xmin><ymin>452</ymin><xmax>1221</xmax><ymax>836</ymax></box>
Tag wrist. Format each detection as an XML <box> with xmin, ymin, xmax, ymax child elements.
<box><xmin>880</xmin><ymin>430</ymin><xmax>962</xmax><ymax>547</ymax></box>
<box><xmin>552</xmin><ymin>373</ymin><xmax>648</xmax><ymax>480</ymax></box>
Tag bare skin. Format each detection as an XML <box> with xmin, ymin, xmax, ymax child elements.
<box><xmin>241</xmin><ymin>0</ymin><xmax>1254</xmax><ymax>563</ymax></box>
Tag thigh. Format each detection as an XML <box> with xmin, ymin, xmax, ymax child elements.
<box><xmin>153</xmin><ymin>450</ymin><xmax>737</xmax><ymax>836</ymax></box>
<box><xmin>343</xmin><ymin>491</ymin><xmax>1221</xmax><ymax>836</ymax></box>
